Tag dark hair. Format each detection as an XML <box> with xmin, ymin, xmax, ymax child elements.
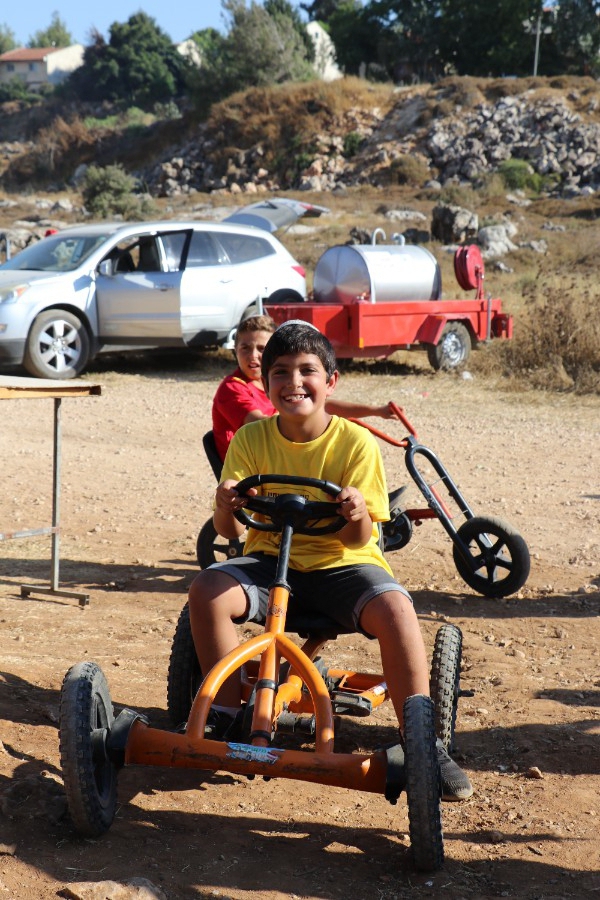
<box><xmin>234</xmin><ymin>314</ymin><xmax>276</xmax><ymax>346</ymax></box>
<box><xmin>261</xmin><ymin>322</ymin><xmax>337</xmax><ymax>382</ymax></box>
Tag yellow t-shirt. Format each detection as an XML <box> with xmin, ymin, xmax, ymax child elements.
<box><xmin>221</xmin><ymin>415</ymin><xmax>393</xmax><ymax>574</ymax></box>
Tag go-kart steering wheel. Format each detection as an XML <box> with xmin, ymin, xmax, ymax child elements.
<box><xmin>233</xmin><ymin>474</ymin><xmax>346</xmax><ymax>536</ymax></box>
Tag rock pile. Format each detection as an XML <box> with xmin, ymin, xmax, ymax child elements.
<box><xmin>142</xmin><ymin>88</ymin><xmax>600</xmax><ymax>200</ymax></box>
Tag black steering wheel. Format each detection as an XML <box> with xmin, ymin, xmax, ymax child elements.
<box><xmin>233</xmin><ymin>474</ymin><xmax>346</xmax><ymax>536</ymax></box>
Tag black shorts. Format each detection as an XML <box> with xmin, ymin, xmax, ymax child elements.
<box><xmin>209</xmin><ymin>553</ymin><xmax>411</xmax><ymax>638</ymax></box>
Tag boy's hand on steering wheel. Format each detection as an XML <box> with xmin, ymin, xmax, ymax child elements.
<box><xmin>336</xmin><ymin>486</ymin><xmax>368</xmax><ymax>523</ymax></box>
<box><xmin>215</xmin><ymin>479</ymin><xmax>258</xmax><ymax>514</ymax></box>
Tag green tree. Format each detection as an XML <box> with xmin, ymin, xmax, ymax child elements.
<box><xmin>265</xmin><ymin>0</ymin><xmax>315</xmax><ymax>59</ymax></box>
<box><xmin>65</xmin><ymin>13</ymin><xmax>188</xmax><ymax>109</ymax></box>
<box><xmin>437</xmin><ymin>0</ymin><xmax>539</xmax><ymax>76</ymax></box>
<box><xmin>552</xmin><ymin>0</ymin><xmax>600</xmax><ymax>75</ymax></box>
<box><xmin>0</xmin><ymin>23</ymin><xmax>18</xmax><ymax>55</ymax></box>
<box><xmin>28</xmin><ymin>11</ymin><xmax>72</xmax><ymax>48</ymax></box>
<box><xmin>190</xmin><ymin>0</ymin><xmax>315</xmax><ymax>113</ymax></box>
<box><xmin>348</xmin><ymin>0</ymin><xmax>443</xmax><ymax>81</ymax></box>
<box><xmin>300</xmin><ymin>0</ymin><xmax>345</xmax><ymax>22</ymax></box>
<box><xmin>325</xmin><ymin>0</ymin><xmax>376</xmax><ymax>76</ymax></box>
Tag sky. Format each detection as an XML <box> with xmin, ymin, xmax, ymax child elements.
<box><xmin>2</xmin><ymin>1</ymin><xmax>306</xmax><ymax>48</ymax></box>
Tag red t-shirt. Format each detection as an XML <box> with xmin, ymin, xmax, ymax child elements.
<box><xmin>212</xmin><ymin>367</ymin><xmax>275</xmax><ymax>461</ymax></box>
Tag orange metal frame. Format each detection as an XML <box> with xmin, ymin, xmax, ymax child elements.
<box><xmin>124</xmin><ymin>581</ymin><xmax>391</xmax><ymax>794</ymax></box>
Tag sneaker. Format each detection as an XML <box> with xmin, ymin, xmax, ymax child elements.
<box><xmin>204</xmin><ymin>708</ymin><xmax>242</xmax><ymax>741</ymax></box>
<box><xmin>436</xmin><ymin>739</ymin><xmax>473</xmax><ymax>801</ymax></box>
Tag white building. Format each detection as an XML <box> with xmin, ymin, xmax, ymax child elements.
<box><xmin>306</xmin><ymin>22</ymin><xmax>342</xmax><ymax>81</ymax></box>
<box><xmin>0</xmin><ymin>45</ymin><xmax>84</xmax><ymax>90</ymax></box>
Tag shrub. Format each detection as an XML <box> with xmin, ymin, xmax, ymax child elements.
<box><xmin>475</xmin><ymin>282</ymin><xmax>600</xmax><ymax>394</ymax></box>
<box><xmin>389</xmin><ymin>155</ymin><xmax>430</xmax><ymax>186</ymax></box>
<box><xmin>343</xmin><ymin>131</ymin><xmax>363</xmax><ymax>158</ymax></box>
<box><xmin>81</xmin><ymin>164</ymin><xmax>155</xmax><ymax>219</ymax></box>
<box><xmin>498</xmin><ymin>159</ymin><xmax>543</xmax><ymax>193</ymax></box>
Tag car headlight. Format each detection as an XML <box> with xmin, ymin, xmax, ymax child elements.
<box><xmin>0</xmin><ymin>284</ymin><xmax>30</xmax><ymax>304</ymax></box>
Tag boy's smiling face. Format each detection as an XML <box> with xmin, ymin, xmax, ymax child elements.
<box><xmin>264</xmin><ymin>352</ymin><xmax>338</xmax><ymax>424</ymax></box>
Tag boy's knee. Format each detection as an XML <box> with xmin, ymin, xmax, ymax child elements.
<box><xmin>188</xmin><ymin>568</ymin><xmax>247</xmax><ymax>619</ymax></box>
<box><xmin>189</xmin><ymin>568</ymin><xmax>225</xmax><ymax>606</ymax></box>
<box><xmin>360</xmin><ymin>589</ymin><xmax>414</xmax><ymax>633</ymax></box>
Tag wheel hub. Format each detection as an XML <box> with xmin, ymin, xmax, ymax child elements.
<box><xmin>442</xmin><ymin>333</ymin><xmax>464</xmax><ymax>366</ymax></box>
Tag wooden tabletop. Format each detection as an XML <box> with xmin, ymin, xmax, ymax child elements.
<box><xmin>0</xmin><ymin>375</ymin><xmax>102</xmax><ymax>400</ymax></box>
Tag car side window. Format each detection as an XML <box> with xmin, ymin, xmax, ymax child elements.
<box><xmin>186</xmin><ymin>231</ymin><xmax>221</xmax><ymax>267</ymax></box>
<box><xmin>137</xmin><ymin>238</ymin><xmax>162</xmax><ymax>272</ymax></box>
<box><xmin>217</xmin><ymin>233</ymin><xmax>276</xmax><ymax>264</ymax></box>
<box><xmin>160</xmin><ymin>232</ymin><xmax>189</xmax><ymax>272</ymax></box>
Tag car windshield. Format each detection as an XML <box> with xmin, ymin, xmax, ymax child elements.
<box><xmin>1</xmin><ymin>233</ymin><xmax>110</xmax><ymax>272</ymax></box>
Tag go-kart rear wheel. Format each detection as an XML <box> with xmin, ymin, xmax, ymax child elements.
<box><xmin>167</xmin><ymin>601</ymin><xmax>203</xmax><ymax>727</ymax></box>
<box><xmin>403</xmin><ymin>694</ymin><xmax>444</xmax><ymax>872</ymax></box>
<box><xmin>196</xmin><ymin>518</ymin><xmax>245</xmax><ymax>569</ymax></box>
<box><xmin>382</xmin><ymin>511</ymin><xmax>413</xmax><ymax>552</ymax></box>
<box><xmin>59</xmin><ymin>661</ymin><xmax>117</xmax><ymax>837</ymax></box>
<box><xmin>430</xmin><ymin>624</ymin><xmax>462</xmax><ymax>753</ymax></box>
<box><xmin>453</xmin><ymin>515</ymin><xmax>530</xmax><ymax>598</ymax></box>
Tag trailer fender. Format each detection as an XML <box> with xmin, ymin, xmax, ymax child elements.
<box><xmin>416</xmin><ymin>315</ymin><xmax>449</xmax><ymax>345</ymax></box>
<box><xmin>417</xmin><ymin>315</ymin><xmax>476</xmax><ymax>346</ymax></box>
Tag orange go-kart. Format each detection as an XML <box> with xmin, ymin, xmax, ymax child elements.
<box><xmin>59</xmin><ymin>474</ymin><xmax>468</xmax><ymax>872</ymax></box>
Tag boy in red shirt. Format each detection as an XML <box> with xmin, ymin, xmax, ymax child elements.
<box><xmin>212</xmin><ymin>314</ymin><xmax>400</xmax><ymax>462</ymax></box>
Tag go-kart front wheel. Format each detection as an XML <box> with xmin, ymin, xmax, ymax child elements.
<box><xmin>403</xmin><ymin>694</ymin><xmax>444</xmax><ymax>872</ymax></box>
<box><xmin>59</xmin><ymin>661</ymin><xmax>118</xmax><ymax>837</ymax></box>
<box><xmin>453</xmin><ymin>515</ymin><xmax>530</xmax><ymax>598</ymax></box>
<box><xmin>430</xmin><ymin>624</ymin><xmax>462</xmax><ymax>754</ymax></box>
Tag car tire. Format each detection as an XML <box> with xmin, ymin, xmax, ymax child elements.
<box><xmin>24</xmin><ymin>309</ymin><xmax>90</xmax><ymax>380</ymax></box>
<box><xmin>267</xmin><ymin>290</ymin><xmax>304</xmax><ymax>304</ymax></box>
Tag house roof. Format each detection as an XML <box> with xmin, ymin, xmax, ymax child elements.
<box><xmin>0</xmin><ymin>47</ymin><xmax>64</xmax><ymax>63</ymax></box>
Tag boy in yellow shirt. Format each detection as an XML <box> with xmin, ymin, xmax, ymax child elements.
<box><xmin>187</xmin><ymin>321</ymin><xmax>472</xmax><ymax>801</ymax></box>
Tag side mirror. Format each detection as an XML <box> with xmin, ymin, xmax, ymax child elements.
<box><xmin>98</xmin><ymin>259</ymin><xmax>113</xmax><ymax>276</ymax></box>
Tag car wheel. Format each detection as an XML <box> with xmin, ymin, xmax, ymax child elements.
<box><xmin>23</xmin><ymin>310</ymin><xmax>90</xmax><ymax>379</ymax></box>
<box><xmin>267</xmin><ymin>290</ymin><xmax>304</xmax><ymax>304</ymax></box>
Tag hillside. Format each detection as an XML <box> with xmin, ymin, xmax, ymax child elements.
<box><xmin>3</xmin><ymin>75</ymin><xmax>600</xmax><ymax>198</ymax></box>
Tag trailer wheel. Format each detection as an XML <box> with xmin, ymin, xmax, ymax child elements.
<box><xmin>453</xmin><ymin>515</ymin><xmax>530</xmax><ymax>598</ymax></box>
<box><xmin>427</xmin><ymin>322</ymin><xmax>471</xmax><ymax>370</ymax></box>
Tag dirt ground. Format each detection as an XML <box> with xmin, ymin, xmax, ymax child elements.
<box><xmin>0</xmin><ymin>349</ymin><xmax>598</xmax><ymax>900</ymax></box>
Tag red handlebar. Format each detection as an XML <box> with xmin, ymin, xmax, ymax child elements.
<box><xmin>348</xmin><ymin>402</ymin><xmax>419</xmax><ymax>447</ymax></box>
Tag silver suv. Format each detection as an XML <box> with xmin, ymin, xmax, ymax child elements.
<box><xmin>0</xmin><ymin>200</ymin><xmax>326</xmax><ymax>379</ymax></box>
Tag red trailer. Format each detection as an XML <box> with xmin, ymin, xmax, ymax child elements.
<box><xmin>266</xmin><ymin>241</ymin><xmax>513</xmax><ymax>371</ymax></box>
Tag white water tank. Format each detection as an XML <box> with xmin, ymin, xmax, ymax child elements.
<box><xmin>313</xmin><ymin>243</ymin><xmax>442</xmax><ymax>303</ymax></box>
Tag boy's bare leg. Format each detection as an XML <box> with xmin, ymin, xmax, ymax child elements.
<box><xmin>360</xmin><ymin>589</ymin><xmax>473</xmax><ymax>800</ymax></box>
<box><xmin>359</xmin><ymin>590</ymin><xmax>430</xmax><ymax>730</ymax></box>
<box><xmin>188</xmin><ymin>569</ymin><xmax>248</xmax><ymax>708</ymax></box>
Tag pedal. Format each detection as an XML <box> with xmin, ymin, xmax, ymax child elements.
<box><xmin>330</xmin><ymin>691</ymin><xmax>372</xmax><ymax>717</ymax></box>
<box><xmin>276</xmin><ymin>712</ymin><xmax>316</xmax><ymax>735</ymax></box>
<box><xmin>384</xmin><ymin>743</ymin><xmax>406</xmax><ymax>804</ymax></box>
